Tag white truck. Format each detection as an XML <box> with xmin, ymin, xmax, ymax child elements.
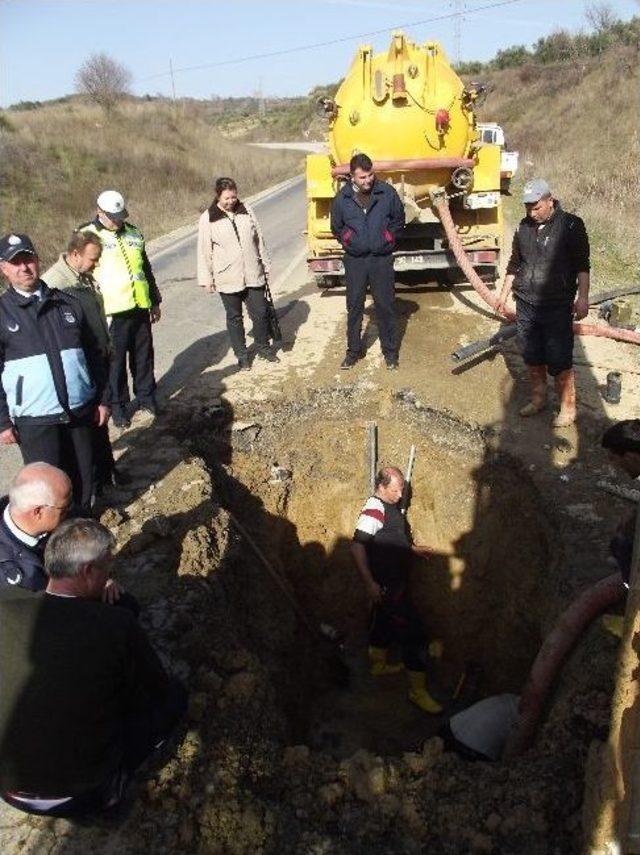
<box><xmin>477</xmin><ymin>122</ymin><xmax>519</xmax><ymax>193</ymax></box>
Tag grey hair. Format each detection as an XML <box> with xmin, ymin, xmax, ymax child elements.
<box><xmin>44</xmin><ymin>518</ymin><xmax>115</xmax><ymax>579</ymax></box>
<box><xmin>8</xmin><ymin>462</ymin><xmax>60</xmax><ymax>511</ymax></box>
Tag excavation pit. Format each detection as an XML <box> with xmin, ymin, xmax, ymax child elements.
<box><xmin>190</xmin><ymin>388</ymin><xmax>556</xmax><ymax>760</ymax></box>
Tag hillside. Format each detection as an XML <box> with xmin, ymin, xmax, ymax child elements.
<box><xmin>0</xmin><ymin>99</ymin><xmax>303</xmax><ymax>267</ymax></box>
<box><xmin>473</xmin><ymin>42</ymin><xmax>639</xmax><ymax>291</ymax></box>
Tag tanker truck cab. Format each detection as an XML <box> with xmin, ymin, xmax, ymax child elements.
<box><xmin>477</xmin><ymin>122</ymin><xmax>519</xmax><ymax>193</ymax></box>
<box><xmin>306</xmin><ymin>32</ymin><xmax>505</xmax><ymax>288</ymax></box>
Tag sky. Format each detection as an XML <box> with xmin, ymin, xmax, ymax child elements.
<box><xmin>1</xmin><ymin>0</ymin><xmax>638</xmax><ymax>106</ymax></box>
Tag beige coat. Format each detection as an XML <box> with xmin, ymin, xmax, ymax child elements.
<box><xmin>197</xmin><ymin>201</ymin><xmax>270</xmax><ymax>294</ymax></box>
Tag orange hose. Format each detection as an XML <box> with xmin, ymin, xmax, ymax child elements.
<box><xmin>433</xmin><ymin>196</ymin><xmax>640</xmax><ymax>345</ymax></box>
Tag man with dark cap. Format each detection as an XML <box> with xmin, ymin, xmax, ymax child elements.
<box><xmin>496</xmin><ymin>179</ymin><xmax>590</xmax><ymax>428</ymax></box>
<box><xmin>0</xmin><ymin>233</ymin><xmax>110</xmax><ymax>512</ymax></box>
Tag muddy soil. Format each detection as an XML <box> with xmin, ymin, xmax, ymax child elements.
<box><xmin>2</xmin><ymin>282</ymin><xmax>635</xmax><ymax>854</ymax></box>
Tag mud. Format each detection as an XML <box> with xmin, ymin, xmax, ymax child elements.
<box><xmin>1</xmin><ymin>277</ymin><xmax>636</xmax><ymax>853</ymax></box>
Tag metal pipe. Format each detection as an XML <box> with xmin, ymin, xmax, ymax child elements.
<box><xmin>331</xmin><ymin>157</ymin><xmax>475</xmax><ymax>177</ymax></box>
<box><xmin>451</xmin><ymin>324</ymin><xmax>517</xmax><ymax>362</ymax></box>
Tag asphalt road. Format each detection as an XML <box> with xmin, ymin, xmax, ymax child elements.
<box><xmin>0</xmin><ymin>175</ymin><xmax>308</xmax><ymax>493</ymax></box>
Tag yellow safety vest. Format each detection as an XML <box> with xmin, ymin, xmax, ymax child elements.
<box><xmin>81</xmin><ymin>222</ymin><xmax>152</xmax><ymax>315</ymax></box>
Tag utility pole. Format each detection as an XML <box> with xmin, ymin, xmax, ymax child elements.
<box><xmin>453</xmin><ymin>0</ymin><xmax>464</xmax><ymax>65</ymax></box>
<box><xmin>257</xmin><ymin>76</ymin><xmax>266</xmax><ymax>119</ymax></box>
<box><xmin>169</xmin><ymin>58</ymin><xmax>176</xmax><ymax>103</ymax></box>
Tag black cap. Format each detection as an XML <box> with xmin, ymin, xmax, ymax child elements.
<box><xmin>0</xmin><ymin>233</ymin><xmax>37</xmax><ymax>262</ymax></box>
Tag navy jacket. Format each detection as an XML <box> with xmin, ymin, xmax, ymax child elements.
<box><xmin>507</xmin><ymin>203</ymin><xmax>590</xmax><ymax>307</ymax></box>
<box><xmin>0</xmin><ymin>282</ymin><xmax>108</xmax><ymax>432</ymax></box>
<box><xmin>331</xmin><ymin>179</ymin><xmax>405</xmax><ymax>258</ymax></box>
<box><xmin>0</xmin><ymin>497</ymin><xmax>47</xmax><ymax>595</ymax></box>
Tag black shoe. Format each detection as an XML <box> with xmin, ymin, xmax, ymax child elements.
<box><xmin>385</xmin><ymin>357</ymin><xmax>399</xmax><ymax>370</ymax></box>
<box><xmin>112</xmin><ymin>410</ymin><xmax>131</xmax><ymax>429</ymax></box>
<box><xmin>256</xmin><ymin>349</ymin><xmax>280</xmax><ymax>364</ymax></box>
<box><xmin>341</xmin><ymin>353</ymin><xmax>360</xmax><ymax>370</ymax></box>
<box><xmin>238</xmin><ymin>357</ymin><xmax>251</xmax><ymax>372</ymax></box>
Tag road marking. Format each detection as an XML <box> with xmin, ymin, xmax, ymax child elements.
<box><xmin>148</xmin><ymin>174</ymin><xmax>304</xmax><ymax>265</ymax></box>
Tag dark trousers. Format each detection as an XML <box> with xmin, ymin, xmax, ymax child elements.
<box><xmin>515</xmin><ymin>297</ymin><xmax>574</xmax><ymax>376</ymax></box>
<box><xmin>369</xmin><ymin>584</ymin><xmax>426</xmax><ymax>671</ymax></box>
<box><xmin>1</xmin><ymin>678</ymin><xmax>187</xmax><ymax>818</ymax></box>
<box><xmin>109</xmin><ymin>308</ymin><xmax>156</xmax><ymax>413</ymax></box>
<box><xmin>219</xmin><ymin>287</ymin><xmax>270</xmax><ymax>360</ymax></box>
<box><xmin>93</xmin><ymin>424</ymin><xmax>115</xmax><ymax>487</ymax></box>
<box><xmin>17</xmin><ymin>418</ymin><xmax>94</xmax><ymax>513</ymax></box>
<box><xmin>344</xmin><ymin>254</ymin><xmax>397</xmax><ymax>360</ymax></box>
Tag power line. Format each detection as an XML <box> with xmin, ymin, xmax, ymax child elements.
<box><xmin>138</xmin><ymin>0</ymin><xmax>527</xmax><ymax>84</ymax></box>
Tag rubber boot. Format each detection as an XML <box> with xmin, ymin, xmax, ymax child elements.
<box><xmin>407</xmin><ymin>670</ymin><xmax>442</xmax><ymax>714</ymax></box>
<box><xmin>519</xmin><ymin>365</ymin><xmax>548</xmax><ymax>417</ymax></box>
<box><xmin>602</xmin><ymin>614</ymin><xmax>624</xmax><ymax>638</ymax></box>
<box><xmin>368</xmin><ymin>646</ymin><xmax>404</xmax><ymax>677</ymax></box>
<box><xmin>553</xmin><ymin>369</ymin><xmax>577</xmax><ymax>428</ymax></box>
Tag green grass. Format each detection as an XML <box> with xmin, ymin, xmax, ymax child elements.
<box><xmin>0</xmin><ymin>98</ymin><xmax>303</xmax><ymax>268</ymax></box>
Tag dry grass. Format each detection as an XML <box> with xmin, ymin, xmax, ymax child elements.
<box><xmin>0</xmin><ymin>98</ymin><xmax>303</xmax><ymax>267</ymax></box>
<box><xmin>475</xmin><ymin>45</ymin><xmax>639</xmax><ymax>293</ymax></box>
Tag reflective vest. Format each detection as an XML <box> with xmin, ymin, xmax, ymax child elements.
<box><xmin>81</xmin><ymin>222</ymin><xmax>152</xmax><ymax>315</ymax></box>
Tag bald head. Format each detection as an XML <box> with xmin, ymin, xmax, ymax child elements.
<box><xmin>374</xmin><ymin>466</ymin><xmax>405</xmax><ymax>504</ymax></box>
<box><xmin>9</xmin><ymin>463</ymin><xmax>71</xmax><ymax>512</ymax></box>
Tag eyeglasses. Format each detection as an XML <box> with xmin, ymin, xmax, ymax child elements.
<box><xmin>42</xmin><ymin>502</ymin><xmax>72</xmax><ymax>511</ymax></box>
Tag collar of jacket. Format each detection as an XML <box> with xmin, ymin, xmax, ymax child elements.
<box><xmin>525</xmin><ymin>200</ymin><xmax>563</xmax><ymax>226</ymax></box>
<box><xmin>208</xmin><ymin>201</ymin><xmax>249</xmax><ymax>222</ymax></box>
<box><xmin>89</xmin><ymin>216</ymin><xmax>129</xmax><ymax>234</ymax></box>
<box><xmin>340</xmin><ymin>179</ymin><xmax>385</xmax><ymax>199</ymax></box>
<box><xmin>6</xmin><ymin>280</ymin><xmax>54</xmax><ymax>308</ymax></box>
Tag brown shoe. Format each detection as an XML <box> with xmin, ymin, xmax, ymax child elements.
<box><xmin>519</xmin><ymin>365</ymin><xmax>548</xmax><ymax>417</ymax></box>
<box><xmin>553</xmin><ymin>369</ymin><xmax>577</xmax><ymax>428</ymax></box>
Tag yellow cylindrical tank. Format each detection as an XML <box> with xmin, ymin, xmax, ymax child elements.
<box><xmin>329</xmin><ymin>33</ymin><xmax>474</xmax><ymax>180</ymax></box>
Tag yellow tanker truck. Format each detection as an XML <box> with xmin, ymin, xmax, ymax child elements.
<box><xmin>306</xmin><ymin>32</ymin><xmax>503</xmax><ymax>287</ymax></box>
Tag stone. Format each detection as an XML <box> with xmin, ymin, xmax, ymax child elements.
<box><xmin>402</xmin><ymin>752</ymin><xmax>428</xmax><ymax>775</ymax></box>
<box><xmin>188</xmin><ymin>692</ymin><xmax>209</xmax><ymax>722</ymax></box>
<box><xmin>484</xmin><ymin>813</ymin><xmax>502</xmax><ymax>832</ymax></box>
<box><xmin>343</xmin><ymin>749</ymin><xmax>387</xmax><ymax>802</ymax></box>
<box><xmin>283</xmin><ymin>745</ymin><xmax>310</xmax><ymax>767</ymax></box>
<box><xmin>223</xmin><ymin>671</ymin><xmax>258</xmax><ymax>703</ymax></box>
<box><xmin>318</xmin><ymin>783</ymin><xmax>344</xmax><ymax>807</ymax></box>
<box><xmin>471</xmin><ymin>832</ymin><xmax>494</xmax><ymax>852</ymax></box>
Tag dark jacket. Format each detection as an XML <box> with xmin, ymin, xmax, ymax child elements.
<box><xmin>0</xmin><ymin>593</ymin><xmax>171</xmax><ymax>796</ymax></box>
<box><xmin>0</xmin><ymin>497</ymin><xmax>48</xmax><ymax>594</ymax></box>
<box><xmin>0</xmin><ymin>282</ymin><xmax>108</xmax><ymax>431</ymax></box>
<box><xmin>330</xmin><ymin>179</ymin><xmax>405</xmax><ymax>258</ymax></box>
<box><xmin>507</xmin><ymin>203</ymin><xmax>590</xmax><ymax>307</ymax></box>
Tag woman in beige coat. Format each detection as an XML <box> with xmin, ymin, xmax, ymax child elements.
<box><xmin>197</xmin><ymin>177</ymin><xmax>278</xmax><ymax>371</ymax></box>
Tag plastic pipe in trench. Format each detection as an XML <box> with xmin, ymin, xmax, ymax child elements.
<box><xmin>434</xmin><ymin>196</ymin><xmax>640</xmax><ymax>346</ymax></box>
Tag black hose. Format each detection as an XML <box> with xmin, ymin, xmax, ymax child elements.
<box><xmin>589</xmin><ymin>285</ymin><xmax>640</xmax><ymax>306</ymax></box>
<box><xmin>451</xmin><ymin>323</ymin><xmax>517</xmax><ymax>362</ymax></box>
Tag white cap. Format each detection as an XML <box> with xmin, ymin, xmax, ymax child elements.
<box><xmin>96</xmin><ymin>190</ymin><xmax>128</xmax><ymax>219</ymax></box>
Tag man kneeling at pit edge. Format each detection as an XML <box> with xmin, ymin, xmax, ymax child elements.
<box><xmin>0</xmin><ymin>518</ymin><xmax>187</xmax><ymax>817</ymax></box>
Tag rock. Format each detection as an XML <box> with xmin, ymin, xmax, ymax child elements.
<box><xmin>284</xmin><ymin>745</ymin><xmax>311</xmax><ymax>767</ymax></box>
<box><xmin>269</xmin><ymin>464</ymin><xmax>292</xmax><ymax>484</ymax></box>
<box><xmin>101</xmin><ymin>507</ymin><xmax>126</xmax><ymax>528</ymax></box>
<box><xmin>421</xmin><ymin>736</ymin><xmax>444</xmax><ymax>766</ymax></box>
<box><xmin>471</xmin><ymin>832</ymin><xmax>494</xmax><ymax>852</ymax></box>
<box><xmin>379</xmin><ymin>794</ymin><xmax>401</xmax><ymax>819</ymax></box>
<box><xmin>223</xmin><ymin>671</ymin><xmax>258</xmax><ymax>703</ymax></box>
<box><xmin>179</xmin><ymin>818</ymin><xmax>196</xmax><ymax>846</ymax></box>
<box><xmin>343</xmin><ymin>749</ymin><xmax>387</xmax><ymax>802</ymax></box>
<box><xmin>188</xmin><ymin>692</ymin><xmax>209</xmax><ymax>722</ymax></box>
<box><xmin>484</xmin><ymin>813</ymin><xmax>502</xmax><ymax>832</ymax></box>
<box><xmin>402</xmin><ymin>752</ymin><xmax>427</xmax><ymax>775</ymax></box>
<box><xmin>318</xmin><ymin>783</ymin><xmax>344</xmax><ymax>807</ymax></box>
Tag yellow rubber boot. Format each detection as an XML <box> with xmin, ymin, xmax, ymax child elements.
<box><xmin>519</xmin><ymin>365</ymin><xmax>548</xmax><ymax>417</ymax></box>
<box><xmin>602</xmin><ymin>614</ymin><xmax>624</xmax><ymax>638</ymax></box>
<box><xmin>407</xmin><ymin>670</ymin><xmax>442</xmax><ymax>714</ymax></box>
<box><xmin>368</xmin><ymin>646</ymin><xmax>404</xmax><ymax>677</ymax></box>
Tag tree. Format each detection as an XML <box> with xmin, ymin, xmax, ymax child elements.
<box><xmin>75</xmin><ymin>53</ymin><xmax>132</xmax><ymax>111</ymax></box>
<box><xmin>585</xmin><ymin>2</ymin><xmax>618</xmax><ymax>33</ymax></box>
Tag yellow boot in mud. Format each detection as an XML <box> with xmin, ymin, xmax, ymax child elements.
<box><xmin>369</xmin><ymin>646</ymin><xmax>404</xmax><ymax>677</ymax></box>
<box><xmin>407</xmin><ymin>670</ymin><xmax>442</xmax><ymax>714</ymax></box>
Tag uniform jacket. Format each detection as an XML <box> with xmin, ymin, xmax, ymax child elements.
<box><xmin>42</xmin><ymin>255</ymin><xmax>111</xmax><ymax>362</ymax></box>
<box><xmin>197</xmin><ymin>201</ymin><xmax>270</xmax><ymax>294</ymax></box>
<box><xmin>330</xmin><ymin>179</ymin><xmax>405</xmax><ymax>258</ymax></box>
<box><xmin>0</xmin><ymin>497</ymin><xmax>47</xmax><ymax>595</ymax></box>
<box><xmin>79</xmin><ymin>219</ymin><xmax>161</xmax><ymax>316</ymax></box>
<box><xmin>0</xmin><ymin>282</ymin><xmax>107</xmax><ymax>431</ymax></box>
<box><xmin>507</xmin><ymin>202</ymin><xmax>590</xmax><ymax>307</ymax></box>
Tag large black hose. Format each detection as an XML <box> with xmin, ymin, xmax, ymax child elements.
<box><xmin>451</xmin><ymin>324</ymin><xmax>517</xmax><ymax>362</ymax></box>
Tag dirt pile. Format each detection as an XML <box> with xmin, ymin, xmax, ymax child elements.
<box><xmin>2</xmin><ymin>383</ymin><xmax>620</xmax><ymax>855</ymax></box>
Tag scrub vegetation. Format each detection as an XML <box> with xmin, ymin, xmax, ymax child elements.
<box><xmin>0</xmin><ymin>99</ymin><xmax>302</xmax><ymax>267</ymax></box>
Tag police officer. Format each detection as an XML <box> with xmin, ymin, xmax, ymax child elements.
<box><xmin>0</xmin><ymin>234</ymin><xmax>109</xmax><ymax>512</ymax></box>
<box><xmin>496</xmin><ymin>179</ymin><xmax>590</xmax><ymax>428</ymax></box>
<box><xmin>80</xmin><ymin>191</ymin><xmax>162</xmax><ymax>428</ymax></box>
